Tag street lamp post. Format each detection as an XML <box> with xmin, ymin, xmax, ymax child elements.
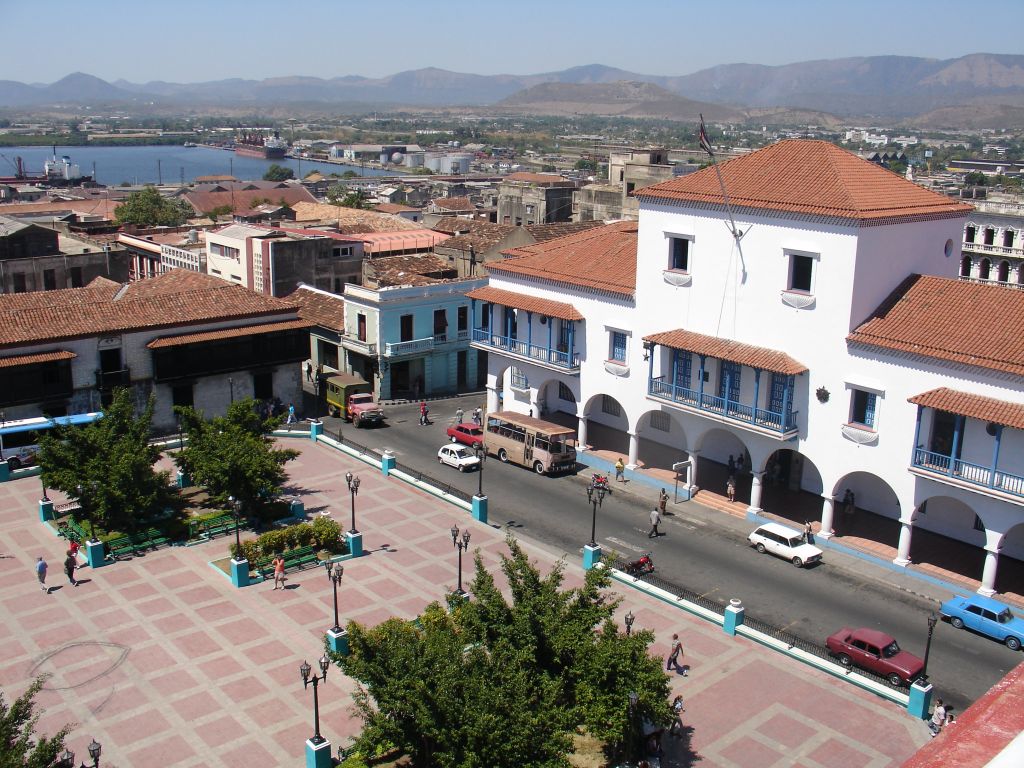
<box><xmin>59</xmin><ymin>738</ymin><xmax>101</xmax><ymax>768</ymax></box>
<box><xmin>473</xmin><ymin>441</ymin><xmax>486</xmax><ymax>498</ymax></box>
<box><xmin>228</xmin><ymin>377</ymin><xmax>234</xmax><ymax>404</ymax></box>
<box><xmin>450</xmin><ymin>523</ymin><xmax>471</xmax><ymax>596</ymax></box>
<box><xmin>228</xmin><ymin>495</ymin><xmax>243</xmax><ymax>560</ymax></box>
<box><xmin>921</xmin><ymin>612</ymin><xmax>938</xmax><ymax>682</ymax></box>
<box><xmin>300</xmin><ymin>655</ymin><xmax>331</xmax><ymax>745</ymax></box>
<box><xmin>624</xmin><ymin>610</ymin><xmax>635</xmax><ymax>637</ymax></box>
<box><xmin>325</xmin><ymin>561</ymin><xmax>344</xmax><ymax>633</ymax></box>
<box><xmin>586</xmin><ymin>482</ymin><xmax>607</xmax><ymax>548</ymax></box>
<box><xmin>345</xmin><ymin>472</ymin><xmax>360</xmax><ymax>534</ymax></box>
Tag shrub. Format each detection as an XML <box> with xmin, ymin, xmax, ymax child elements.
<box><xmin>311</xmin><ymin>516</ymin><xmax>342</xmax><ymax>550</ymax></box>
<box><xmin>294</xmin><ymin>523</ymin><xmax>316</xmax><ymax>548</ymax></box>
<box><xmin>240</xmin><ymin>539</ymin><xmax>261</xmax><ymax>563</ymax></box>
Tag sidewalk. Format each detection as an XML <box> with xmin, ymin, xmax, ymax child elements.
<box><xmin>0</xmin><ymin>440</ymin><xmax>928</xmax><ymax>767</ymax></box>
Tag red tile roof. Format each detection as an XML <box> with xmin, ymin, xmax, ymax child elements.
<box><xmin>908</xmin><ymin>388</ymin><xmax>1024</xmax><ymax>431</ymax></box>
<box><xmin>636</xmin><ymin>140</ymin><xmax>973</xmax><ymax>224</ymax></box>
<box><xmin>492</xmin><ymin>221</ymin><xmax>637</xmax><ymax>298</ymax></box>
<box><xmin>431</xmin><ymin>196</ymin><xmax>474</xmax><ymax>211</ymax></box>
<box><xmin>0</xmin><ymin>350</ymin><xmax>76</xmax><ymax>368</ymax></box>
<box><xmin>847</xmin><ymin>275</ymin><xmax>1024</xmax><ymax>377</ymax></box>
<box><xmin>0</xmin><ymin>270</ymin><xmax>297</xmax><ymax>349</ymax></box>
<box><xmin>643</xmin><ymin>329</ymin><xmax>808</xmax><ymax>375</ymax></box>
<box><xmin>285</xmin><ymin>286</ymin><xmax>345</xmax><ymax>331</ymax></box>
<box><xmin>183</xmin><ymin>187</ymin><xmax>316</xmax><ymax>216</ymax></box>
<box><xmin>368</xmin><ymin>253</ymin><xmax>455</xmax><ymax>287</ymax></box>
<box><xmin>465</xmin><ymin>286</ymin><xmax>583</xmax><ymax>322</ymax></box>
<box><xmin>373</xmin><ymin>203</ymin><xmax>419</xmax><ymax>214</ymax></box>
<box><xmin>147</xmin><ymin>318</ymin><xmax>313</xmax><ymax>349</ymax></box>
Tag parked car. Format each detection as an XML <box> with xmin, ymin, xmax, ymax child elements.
<box><xmin>747</xmin><ymin>522</ymin><xmax>823</xmax><ymax>568</ymax></box>
<box><xmin>2</xmin><ymin>446</ymin><xmax>38</xmax><ymax>471</ymax></box>
<box><xmin>939</xmin><ymin>594</ymin><xmax>1024</xmax><ymax>651</ymax></box>
<box><xmin>437</xmin><ymin>444</ymin><xmax>481</xmax><ymax>472</ymax></box>
<box><xmin>825</xmin><ymin>627</ymin><xmax>924</xmax><ymax>686</ymax></box>
<box><xmin>446</xmin><ymin>422</ymin><xmax>484</xmax><ymax>447</ymax></box>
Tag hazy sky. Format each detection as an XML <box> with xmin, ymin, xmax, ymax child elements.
<box><xmin>7</xmin><ymin>0</ymin><xmax>1022</xmax><ymax>84</ymax></box>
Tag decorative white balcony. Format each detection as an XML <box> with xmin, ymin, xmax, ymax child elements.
<box><xmin>384</xmin><ymin>337</ymin><xmax>434</xmax><ymax>357</ymax></box>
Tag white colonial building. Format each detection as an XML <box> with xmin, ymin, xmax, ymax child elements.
<box><xmin>471</xmin><ymin>140</ymin><xmax>1024</xmax><ymax>597</ymax></box>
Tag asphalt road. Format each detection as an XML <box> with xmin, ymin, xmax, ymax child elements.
<box><xmin>320</xmin><ymin>394</ymin><xmax>1019</xmax><ymax>714</ymax></box>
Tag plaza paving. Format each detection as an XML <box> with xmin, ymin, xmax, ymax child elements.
<box><xmin>0</xmin><ymin>438</ymin><xmax>929</xmax><ymax>767</ymax></box>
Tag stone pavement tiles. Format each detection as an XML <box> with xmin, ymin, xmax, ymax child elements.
<box><xmin>0</xmin><ymin>440</ymin><xmax>929</xmax><ymax>767</ymax></box>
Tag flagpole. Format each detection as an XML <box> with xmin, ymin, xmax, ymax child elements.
<box><xmin>699</xmin><ymin>114</ymin><xmax>743</xmax><ymax>240</ymax></box>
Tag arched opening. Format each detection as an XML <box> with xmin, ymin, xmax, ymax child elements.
<box><xmin>579</xmin><ymin>392</ymin><xmax>630</xmax><ymax>456</ymax></box>
<box><xmin>965</xmin><ymin>225</ymin><xmax>976</xmax><ymax>244</ymax></box>
<box><xmin>634</xmin><ymin>408</ymin><xmax>689</xmax><ymax>474</ymax></box>
<box><xmin>909</xmin><ymin>496</ymin><xmax>986</xmax><ymax>581</ymax></box>
<box><xmin>1004</xmin><ymin>229</ymin><xmax>1016</xmax><ymax>249</ymax></box>
<box><xmin>979</xmin><ymin>258</ymin><xmax>991</xmax><ymax>280</ymax></box>
<box><xmin>533</xmin><ymin>376</ymin><xmax>578</xmax><ymax>429</ymax></box>
<box><xmin>829</xmin><ymin>472</ymin><xmax>901</xmax><ymax>546</ymax></box>
<box><xmin>984</xmin><ymin>227</ymin><xmax>995</xmax><ymax>246</ymax></box>
<box><xmin>995</xmin><ymin>523</ymin><xmax>1024</xmax><ymax>596</ymax></box>
<box><xmin>997</xmin><ymin>260</ymin><xmax>1010</xmax><ymax>283</ymax></box>
<box><xmin>960</xmin><ymin>255</ymin><xmax>972</xmax><ymax>277</ymax></box>
<box><xmin>692</xmin><ymin>428</ymin><xmax>752</xmax><ymax>504</ymax></box>
<box><xmin>757</xmin><ymin>448</ymin><xmax>825</xmax><ymax>526</ymax></box>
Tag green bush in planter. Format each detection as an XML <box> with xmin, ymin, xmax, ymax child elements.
<box><xmin>294</xmin><ymin>522</ymin><xmax>316</xmax><ymax>548</ymax></box>
<box><xmin>240</xmin><ymin>539</ymin><xmax>261</xmax><ymax>563</ymax></box>
<box><xmin>311</xmin><ymin>516</ymin><xmax>342</xmax><ymax>550</ymax></box>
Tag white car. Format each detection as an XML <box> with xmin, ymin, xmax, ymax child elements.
<box><xmin>437</xmin><ymin>444</ymin><xmax>481</xmax><ymax>472</ymax></box>
<box><xmin>747</xmin><ymin>522</ymin><xmax>823</xmax><ymax>568</ymax></box>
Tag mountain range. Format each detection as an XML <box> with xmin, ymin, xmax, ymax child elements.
<box><xmin>1</xmin><ymin>54</ymin><xmax>1022</xmax><ymax>126</ymax></box>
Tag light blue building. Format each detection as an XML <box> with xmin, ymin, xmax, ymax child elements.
<box><xmin>340</xmin><ymin>277</ymin><xmax>488</xmax><ymax>400</ymax></box>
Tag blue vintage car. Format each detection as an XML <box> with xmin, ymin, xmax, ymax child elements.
<box><xmin>939</xmin><ymin>594</ymin><xmax>1024</xmax><ymax>650</ymax></box>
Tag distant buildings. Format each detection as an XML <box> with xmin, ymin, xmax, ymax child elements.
<box><xmin>497</xmin><ymin>172</ymin><xmax>576</xmax><ymax>226</ymax></box>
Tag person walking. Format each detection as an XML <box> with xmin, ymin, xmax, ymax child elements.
<box><xmin>804</xmin><ymin>520</ymin><xmax>814</xmax><ymax>544</ymax></box>
<box><xmin>727</xmin><ymin>454</ymin><xmax>736</xmax><ymax>474</ymax></box>
<box><xmin>63</xmin><ymin>550</ymin><xmax>78</xmax><ymax>587</ymax></box>
<box><xmin>35</xmin><ymin>556</ymin><xmax>48</xmax><ymax>593</ymax></box>
<box><xmin>286</xmin><ymin>403</ymin><xmax>296</xmax><ymax>424</ymax></box>
<box><xmin>614</xmin><ymin>457</ymin><xmax>625</xmax><ymax>482</ymax></box>
<box><xmin>648</xmin><ymin>508</ymin><xmax>662</xmax><ymax>538</ymax></box>
<box><xmin>929</xmin><ymin>698</ymin><xmax>947</xmax><ymax>737</ymax></box>
<box><xmin>306</xmin><ymin>361</ymin><xmax>313</xmax><ymax>382</ymax></box>
<box><xmin>726</xmin><ymin>475</ymin><xmax>736</xmax><ymax>503</ymax></box>
<box><xmin>455</xmin><ymin>407</ymin><xmax>464</xmax><ymax>424</ymax></box>
<box><xmin>272</xmin><ymin>554</ymin><xmax>286</xmax><ymax>590</ymax></box>
<box><xmin>669</xmin><ymin>695</ymin><xmax>684</xmax><ymax>735</ymax></box>
<box><xmin>419</xmin><ymin>401</ymin><xmax>429</xmax><ymax>426</ymax></box>
<box><xmin>472</xmin><ymin>406</ymin><xmax>482</xmax><ymax>425</ymax></box>
<box><xmin>666</xmin><ymin>633</ymin><xmax>684</xmax><ymax>672</ymax></box>
<box><xmin>658</xmin><ymin>488</ymin><xmax>668</xmax><ymax>515</ymax></box>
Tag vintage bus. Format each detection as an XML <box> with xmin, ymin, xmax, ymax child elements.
<box><xmin>0</xmin><ymin>413</ymin><xmax>104</xmax><ymax>470</ymax></box>
<box><xmin>484</xmin><ymin>412</ymin><xmax>577</xmax><ymax>475</ymax></box>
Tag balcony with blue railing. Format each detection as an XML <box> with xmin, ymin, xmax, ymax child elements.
<box><xmin>648</xmin><ymin>376</ymin><xmax>799</xmax><ymax>438</ymax></box>
<box><xmin>470</xmin><ymin>328</ymin><xmax>580</xmax><ymax>373</ymax></box>
<box><xmin>911</xmin><ymin>447</ymin><xmax>1024</xmax><ymax>500</ymax></box>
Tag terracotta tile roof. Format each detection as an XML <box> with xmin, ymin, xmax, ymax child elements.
<box><xmin>847</xmin><ymin>275</ymin><xmax>1024</xmax><ymax>377</ymax></box>
<box><xmin>465</xmin><ymin>286</ymin><xmax>583</xmax><ymax>322</ymax></box>
<box><xmin>373</xmin><ymin>203</ymin><xmax>419</xmax><ymax>214</ymax></box>
<box><xmin>147</xmin><ymin>318</ymin><xmax>313</xmax><ymax>349</ymax></box>
<box><xmin>368</xmin><ymin>253</ymin><xmax>455</xmax><ymax>287</ymax></box>
<box><xmin>524</xmin><ymin>221</ymin><xmax>604</xmax><ymax>242</ymax></box>
<box><xmin>183</xmin><ymin>187</ymin><xmax>316</xmax><ymax>216</ymax></box>
<box><xmin>908</xmin><ymin>388</ymin><xmax>1024</xmax><ymax>431</ymax></box>
<box><xmin>0</xmin><ymin>270</ymin><xmax>297</xmax><ymax>349</ymax></box>
<box><xmin>431</xmin><ymin>218</ymin><xmax>494</xmax><ymax>236</ymax></box>
<box><xmin>503</xmin><ymin>172</ymin><xmax>570</xmax><ymax>185</ymax></box>
<box><xmin>492</xmin><ymin>221</ymin><xmax>638</xmax><ymax>298</ymax></box>
<box><xmin>636</xmin><ymin>140</ymin><xmax>973</xmax><ymax>223</ymax></box>
<box><xmin>0</xmin><ymin>350</ymin><xmax>76</xmax><ymax>368</ymax></box>
<box><xmin>643</xmin><ymin>329</ymin><xmax>808</xmax><ymax>375</ymax></box>
<box><xmin>349</xmin><ymin>230</ymin><xmax>449</xmax><ymax>255</ymax></box>
<box><xmin>285</xmin><ymin>285</ymin><xmax>345</xmax><ymax>331</ymax></box>
<box><xmin>0</xmin><ymin>199</ymin><xmax>120</xmax><ymax>220</ymax></box>
<box><xmin>291</xmin><ymin>202</ymin><xmax>422</xmax><ymax>231</ymax></box>
<box><xmin>436</xmin><ymin>225</ymin><xmax>513</xmax><ymax>253</ymax></box>
<box><xmin>431</xmin><ymin>196</ymin><xmax>474</xmax><ymax>211</ymax></box>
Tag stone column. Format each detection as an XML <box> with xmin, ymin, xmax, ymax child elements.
<box><xmin>486</xmin><ymin>386</ymin><xmax>499</xmax><ymax>414</ymax></box>
<box><xmin>893</xmin><ymin>520</ymin><xmax>913</xmax><ymax>567</ymax></box>
<box><xmin>577</xmin><ymin>416</ymin><xmax>588</xmax><ymax>449</ymax></box>
<box><xmin>747</xmin><ymin>471</ymin><xmax>765</xmax><ymax>514</ymax></box>
<box><xmin>818</xmin><ymin>495</ymin><xmax>835</xmax><ymax>539</ymax></box>
<box><xmin>626</xmin><ymin>431</ymin><xmax>639</xmax><ymax>469</ymax></box>
<box><xmin>978</xmin><ymin>549</ymin><xmax>999</xmax><ymax>597</ymax></box>
<box><xmin>688</xmin><ymin>450</ymin><xmax>700</xmax><ymax>492</ymax></box>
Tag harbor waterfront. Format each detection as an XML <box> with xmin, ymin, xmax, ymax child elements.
<box><xmin>1</xmin><ymin>144</ymin><xmax>395</xmax><ymax>185</ymax></box>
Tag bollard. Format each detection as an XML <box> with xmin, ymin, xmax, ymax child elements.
<box><xmin>290</xmin><ymin>498</ymin><xmax>305</xmax><ymax>517</ymax></box>
<box><xmin>176</xmin><ymin>469</ymin><xmax>189</xmax><ymax>489</ymax></box>
<box><xmin>85</xmin><ymin>539</ymin><xmax>108</xmax><ymax>569</ymax></box>
<box><xmin>38</xmin><ymin>498</ymin><xmax>55</xmax><ymax>522</ymax></box>
<box><xmin>583</xmin><ymin>544</ymin><xmax>601</xmax><ymax>570</ymax></box>
<box><xmin>908</xmin><ymin>680</ymin><xmax>933</xmax><ymax>720</ymax></box>
<box><xmin>310</xmin><ymin>421</ymin><xmax>323</xmax><ymax>441</ymax></box>
<box><xmin>381</xmin><ymin>449</ymin><xmax>396</xmax><ymax>477</ymax></box>
<box><xmin>471</xmin><ymin>494</ymin><xmax>488</xmax><ymax>524</ymax></box>
<box><xmin>230</xmin><ymin>558</ymin><xmax>250</xmax><ymax>588</ymax></box>
<box><xmin>327</xmin><ymin>628</ymin><xmax>349</xmax><ymax>657</ymax></box>
<box><xmin>723</xmin><ymin>598</ymin><xmax>745</xmax><ymax>636</ymax></box>
<box><xmin>305</xmin><ymin>738</ymin><xmax>332</xmax><ymax>768</ymax></box>
<box><xmin>346</xmin><ymin>530</ymin><xmax>363</xmax><ymax>558</ymax></box>
<box><xmin>0</xmin><ymin>461</ymin><xmax>9</xmax><ymax>483</ymax></box>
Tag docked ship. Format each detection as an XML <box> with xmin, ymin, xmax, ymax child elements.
<box><xmin>234</xmin><ymin>130</ymin><xmax>288</xmax><ymax>159</ymax></box>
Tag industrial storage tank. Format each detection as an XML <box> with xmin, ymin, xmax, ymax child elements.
<box><xmin>404</xmin><ymin>152</ymin><xmax>425</xmax><ymax>168</ymax></box>
<box><xmin>445</xmin><ymin>153</ymin><xmax>473</xmax><ymax>174</ymax></box>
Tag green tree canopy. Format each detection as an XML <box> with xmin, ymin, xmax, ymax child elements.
<box><xmin>263</xmin><ymin>163</ymin><xmax>295</xmax><ymax>182</ymax></box>
<box><xmin>326</xmin><ymin>184</ymin><xmax>367</xmax><ymax>209</ymax></box>
<box><xmin>964</xmin><ymin>171</ymin><xmax>987</xmax><ymax>186</ymax></box>
<box><xmin>204</xmin><ymin>204</ymin><xmax>233</xmax><ymax>223</ymax></box>
<box><xmin>113</xmin><ymin>186</ymin><xmax>193</xmax><ymax>227</ymax></box>
<box><xmin>0</xmin><ymin>677</ymin><xmax>72</xmax><ymax>767</ymax></box>
<box><xmin>338</xmin><ymin>536</ymin><xmax>670</xmax><ymax>767</ymax></box>
<box><xmin>39</xmin><ymin>389</ymin><xmax>172</xmax><ymax>537</ymax></box>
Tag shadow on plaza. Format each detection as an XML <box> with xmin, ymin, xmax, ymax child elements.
<box><xmin>657</xmin><ymin>722</ymin><xmax>699</xmax><ymax>768</ymax></box>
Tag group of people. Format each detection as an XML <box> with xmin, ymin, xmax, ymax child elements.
<box><xmin>35</xmin><ymin>544</ymin><xmax>80</xmax><ymax>594</ymax></box>
<box><xmin>649</xmin><ymin>488</ymin><xmax>669</xmax><ymax>538</ymax></box>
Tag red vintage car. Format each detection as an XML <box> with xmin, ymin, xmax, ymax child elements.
<box><xmin>446</xmin><ymin>422</ymin><xmax>484</xmax><ymax>447</ymax></box>
<box><xmin>825</xmin><ymin>627</ymin><xmax>924</xmax><ymax>687</ymax></box>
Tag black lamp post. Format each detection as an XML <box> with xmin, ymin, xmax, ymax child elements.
<box><xmin>345</xmin><ymin>472</ymin><xmax>360</xmax><ymax>534</ymax></box>
<box><xmin>586</xmin><ymin>481</ymin><xmax>607</xmax><ymax>548</ymax></box>
<box><xmin>325</xmin><ymin>561</ymin><xmax>344</xmax><ymax>633</ymax></box>
<box><xmin>300</xmin><ymin>655</ymin><xmax>331</xmax><ymax>745</ymax></box>
<box><xmin>228</xmin><ymin>377</ymin><xmax>234</xmax><ymax>404</ymax></box>
<box><xmin>921</xmin><ymin>612</ymin><xmax>938</xmax><ymax>683</ymax></box>
<box><xmin>450</xmin><ymin>523</ymin><xmax>471</xmax><ymax>595</ymax></box>
<box><xmin>60</xmin><ymin>738</ymin><xmax>101</xmax><ymax>768</ymax></box>
<box><xmin>228</xmin><ymin>495</ymin><xmax>243</xmax><ymax>560</ymax></box>
<box><xmin>473</xmin><ymin>441</ymin><xmax>486</xmax><ymax>497</ymax></box>
<box><xmin>624</xmin><ymin>610</ymin><xmax>635</xmax><ymax>637</ymax></box>
<box><xmin>41</xmin><ymin>475</ymin><xmax>49</xmax><ymax>502</ymax></box>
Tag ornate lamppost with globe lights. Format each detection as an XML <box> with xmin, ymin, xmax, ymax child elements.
<box><xmin>324</xmin><ymin>561</ymin><xmax>349</xmax><ymax>655</ymax></box>
<box><xmin>583</xmin><ymin>480</ymin><xmax>607</xmax><ymax>570</ymax></box>
<box><xmin>228</xmin><ymin>495</ymin><xmax>249</xmax><ymax>588</ymax></box>
<box><xmin>450</xmin><ymin>523</ymin><xmax>471</xmax><ymax>597</ymax></box>
<box><xmin>344</xmin><ymin>471</ymin><xmax>363</xmax><ymax>557</ymax></box>
<box><xmin>300</xmin><ymin>655</ymin><xmax>333</xmax><ymax>768</ymax></box>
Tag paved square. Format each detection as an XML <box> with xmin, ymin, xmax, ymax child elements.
<box><xmin>0</xmin><ymin>439</ymin><xmax>928</xmax><ymax>766</ymax></box>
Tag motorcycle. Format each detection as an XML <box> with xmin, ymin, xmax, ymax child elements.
<box><xmin>624</xmin><ymin>552</ymin><xmax>655</xmax><ymax>576</ymax></box>
<box><xmin>591</xmin><ymin>472</ymin><xmax>610</xmax><ymax>493</ymax></box>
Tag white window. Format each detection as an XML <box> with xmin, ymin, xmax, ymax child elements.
<box><xmin>667</xmin><ymin>235</ymin><xmax>692</xmax><ymax>272</ymax></box>
<box><xmin>787</xmin><ymin>251</ymin><xmax>816</xmax><ymax>293</ymax></box>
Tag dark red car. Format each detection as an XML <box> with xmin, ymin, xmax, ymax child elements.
<box><xmin>825</xmin><ymin>627</ymin><xmax>924</xmax><ymax>687</ymax></box>
<box><xmin>446</xmin><ymin>422</ymin><xmax>484</xmax><ymax>447</ymax></box>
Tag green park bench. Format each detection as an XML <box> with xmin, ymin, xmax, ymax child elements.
<box><xmin>57</xmin><ymin>518</ymin><xmax>89</xmax><ymax>544</ymax></box>
<box><xmin>253</xmin><ymin>546</ymin><xmax>320</xmax><ymax>580</ymax></box>
<box><xmin>188</xmin><ymin>514</ymin><xmax>236</xmax><ymax>540</ymax></box>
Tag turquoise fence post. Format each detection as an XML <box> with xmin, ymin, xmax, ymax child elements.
<box><xmin>381</xmin><ymin>449</ymin><xmax>396</xmax><ymax>477</ymax></box>
<box><xmin>583</xmin><ymin>544</ymin><xmax>601</xmax><ymax>570</ymax></box>
<box><xmin>908</xmin><ymin>680</ymin><xmax>933</xmax><ymax>720</ymax></box>
<box><xmin>85</xmin><ymin>539</ymin><xmax>107</xmax><ymax>569</ymax></box>
<box><xmin>305</xmin><ymin>738</ymin><xmax>332</xmax><ymax>768</ymax></box>
<box><xmin>471</xmin><ymin>494</ymin><xmax>488</xmax><ymax>523</ymax></box>
<box><xmin>327</xmin><ymin>628</ymin><xmax>349</xmax><ymax>657</ymax></box>
<box><xmin>310</xmin><ymin>421</ymin><xmax>323</xmax><ymax>441</ymax></box>
<box><xmin>0</xmin><ymin>461</ymin><xmax>9</xmax><ymax>483</ymax></box>
<box><xmin>39</xmin><ymin>498</ymin><xmax>55</xmax><ymax>522</ymax></box>
<box><xmin>176</xmin><ymin>469</ymin><xmax>189</xmax><ymax>489</ymax></box>
<box><xmin>346</xmin><ymin>531</ymin><xmax>363</xmax><ymax>558</ymax></box>
<box><xmin>723</xmin><ymin>598</ymin><xmax>745</xmax><ymax>635</ymax></box>
<box><xmin>230</xmin><ymin>558</ymin><xmax>250</xmax><ymax>588</ymax></box>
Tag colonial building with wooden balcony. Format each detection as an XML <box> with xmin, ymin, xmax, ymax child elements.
<box><xmin>0</xmin><ymin>270</ymin><xmax>309</xmax><ymax>430</ymax></box>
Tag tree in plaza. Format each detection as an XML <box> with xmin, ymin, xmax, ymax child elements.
<box><xmin>173</xmin><ymin>399</ymin><xmax>299</xmax><ymax>548</ymax></box>
<box><xmin>263</xmin><ymin>163</ymin><xmax>295</xmax><ymax>182</ymax></box>
<box><xmin>38</xmin><ymin>389</ymin><xmax>172</xmax><ymax>537</ymax></box>
<box><xmin>337</xmin><ymin>535</ymin><xmax>670</xmax><ymax>767</ymax></box>
<box><xmin>113</xmin><ymin>185</ymin><xmax>193</xmax><ymax>227</ymax></box>
<box><xmin>0</xmin><ymin>677</ymin><xmax>72</xmax><ymax>767</ymax></box>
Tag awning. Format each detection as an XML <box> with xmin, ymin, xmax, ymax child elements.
<box><xmin>465</xmin><ymin>286</ymin><xmax>584</xmax><ymax>322</ymax></box>
<box><xmin>0</xmin><ymin>350</ymin><xmax>76</xmax><ymax>369</ymax></box>
<box><xmin>644</xmin><ymin>329</ymin><xmax>807</xmax><ymax>376</ymax></box>
<box><xmin>147</xmin><ymin>319</ymin><xmax>313</xmax><ymax>349</ymax></box>
<box><xmin>909</xmin><ymin>388</ymin><xmax>1024</xmax><ymax>431</ymax></box>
